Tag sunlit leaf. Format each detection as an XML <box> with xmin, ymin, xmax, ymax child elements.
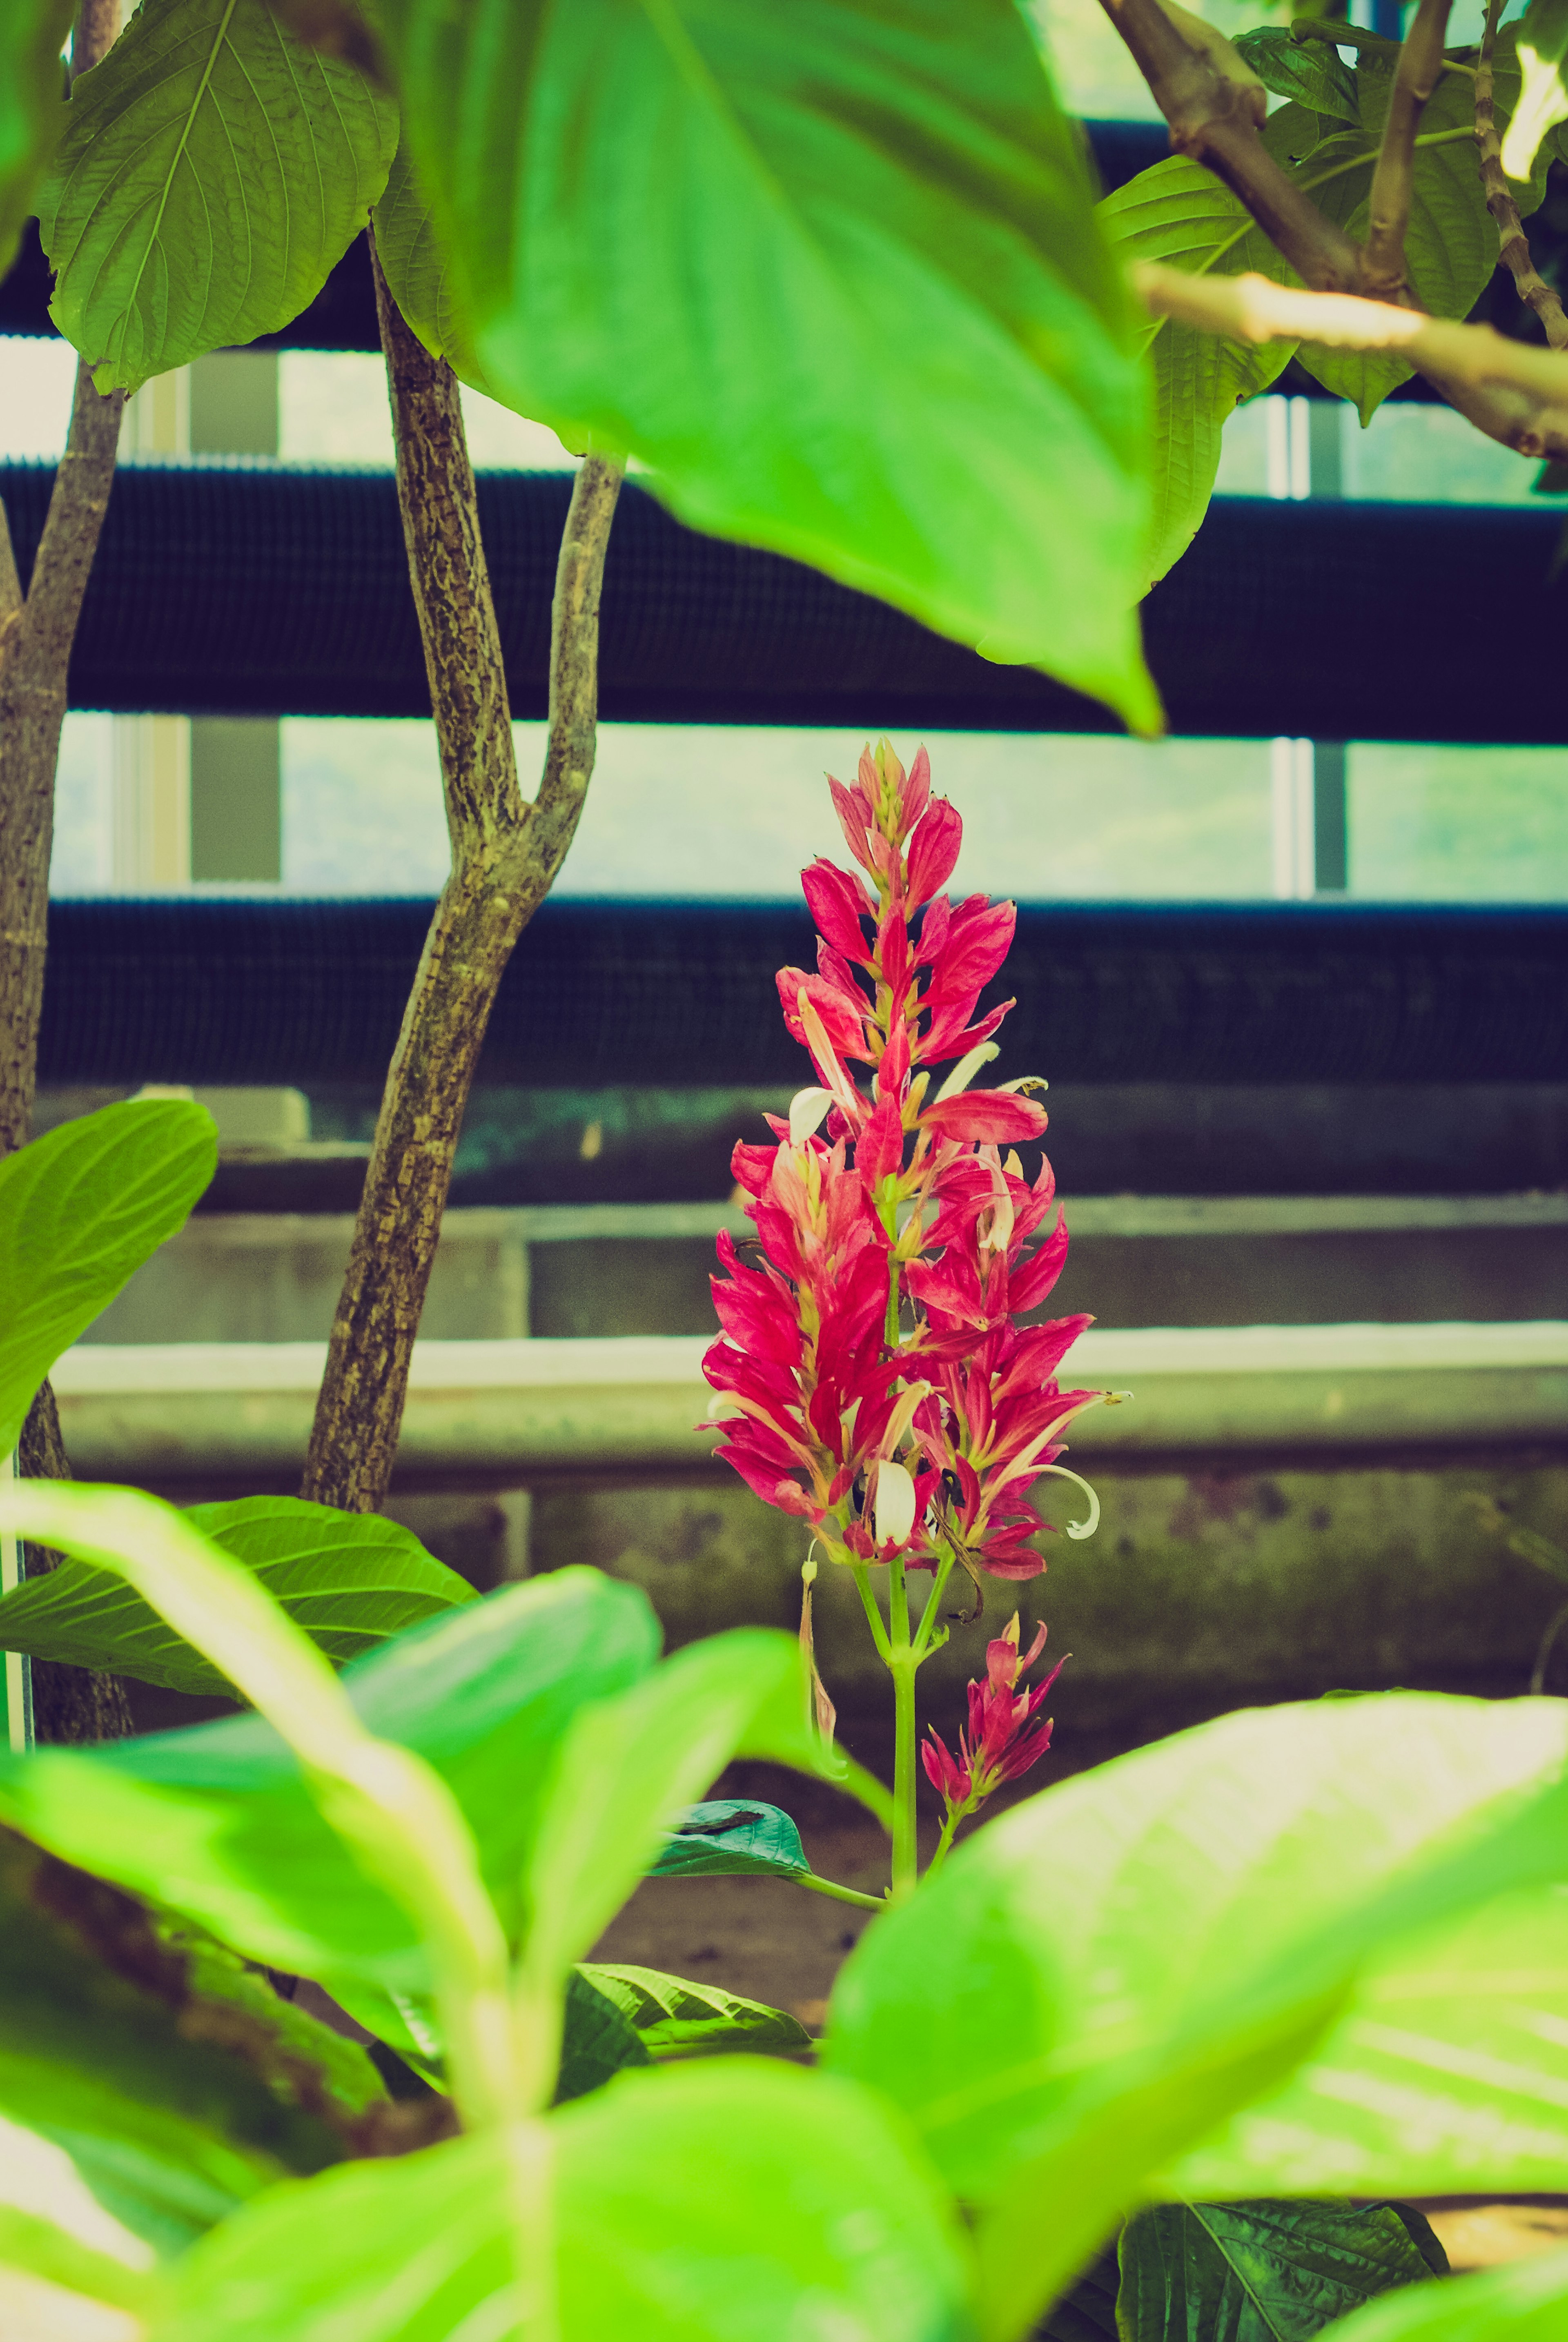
<box><xmin>580</xmin><ymin>1964</ymin><xmax>811</xmax><ymax>2060</ymax></box>
<box><xmin>1501</xmin><ymin>0</ymin><xmax>1568</xmax><ymax>181</ymax></box>
<box><xmin>371</xmin><ymin>0</ymin><xmax>1158</xmax><ymax>730</ymax></box>
<box><xmin>39</xmin><ymin>0</ymin><xmax>398</xmax><ymax>393</ymax></box>
<box><xmin>1318</xmin><ymin>2240</ymin><xmax>1568</xmax><ymax>2339</ymax></box>
<box><xmin>370</xmin><ymin>134</ymin><xmax>494</xmax><ymax>395</ymax></box>
<box><xmin>0</xmin><ymin>0</ymin><xmax>71</xmax><ymax>281</ymax></box>
<box><xmin>0</xmin><ymin>1100</ymin><xmax>215</xmax><ymax>1456</ymax></box>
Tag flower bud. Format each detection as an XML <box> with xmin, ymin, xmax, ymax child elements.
<box><xmin>873</xmin><ymin>1459</ymin><xmax>917</xmax><ymax>1550</ymax></box>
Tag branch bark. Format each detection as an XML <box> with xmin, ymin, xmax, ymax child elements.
<box><xmin>1134</xmin><ymin>260</ymin><xmax>1568</xmax><ymax>455</ymax></box>
<box><xmin>1364</xmin><ymin>0</ymin><xmax>1456</xmax><ymax>302</ymax></box>
<box><xmin>300</xmin><ymin>238</ymin><xmax>622</xmax><ymax>1512</ymax></box>
<box><xmin>1474</xmin><ymin>0</ymin><xmax>1568</xmax><ymax>348</ymax></box>
<box><xmin>1</xmin><ymin>0</ymin><xmax>134</xmax><ymax>1743</ymax></box>
<box><xmin>1096</xmin><ymin>0</ymin><xmax>1365</xmax><ymax>290</ymax></box>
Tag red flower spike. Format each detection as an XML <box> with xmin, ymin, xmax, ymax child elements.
<box><xmin>905</xmin><ymin>796</ymin><xmax>962</xmax><ymax>908</ymax></box>
<box><xmin>922</xmin><ymin>1612</ymin><xmax>1067</xmax><ymax>1822</ymax></box>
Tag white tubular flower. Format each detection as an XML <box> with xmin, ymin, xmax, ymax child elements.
<box><xmin>873</xmin><ymin>1459</ymin><xmax>917</xmax><ymax>1550</ymax></box>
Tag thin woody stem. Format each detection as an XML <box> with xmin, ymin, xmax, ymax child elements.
<box><xmin>1135</xmin><ymin>262</ymin><xmax>1568</xmax><ymax>457</ymax></box>
<box><xmin>1474</xmin><ymin>0</ymin><xmax>1568</xmax><ymax>348</ymax></box>
<box><xmin>1364</xmin><ymin>0</ymin><xmax>1456</xmax><ymax>303</ymax></box>
<box><xmin>1096</xmin><ymin>0</ymin><xmax>1363</xmax><ymax>291</ymax></box>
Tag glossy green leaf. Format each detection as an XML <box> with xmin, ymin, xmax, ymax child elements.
<box><xmin>824</xmin><ymin>1694</ymin><xmax>1568</xmax><ymax>2342</ymax></box>
<box><xmin>554</xmin><ymin>1968</ymin><xmax>649</xmax><ymax>2103</ymax></box>
<box><xmin>580</xmin><ymin>1963</ymin><xmax>811</xmax><ymax>2061</ymax></box>
<box><xmin>372</xmin><ymin>0</ymin><xmax>1158</xmax><ymax>732</ymax></box>
<box><xmin>0</xmin><ymin>1496</ymin><xmax>473</xmax><ymax>1694</ymax></box>
<box><xmin>652</xmin><ymin>1798</ymin><xmax>810</xmax><ymax>1881</ymax></box>
<box><xmin>0</xmin><ymin>1099</ymin><xmax>216</xmax><ymax>1456</ymax></box>
<box><xmin>0</xmin><ymin>1825</ymin><xmax>377</xmax><ymax>2306</ymax></box>
<box><xmin>1116</xmin><ymin>2200</ymin><xmax>1443</xmax><ymax>2342</ymax></box>
<box><xmin>1233</xmin><ymin>28</ymin><xmax>1360</xmax><ymax>125</ymax></box>
<box><xmin>1315</xmin><ymin>2241</ymin><xmax>1568</xmax><ymax>2339</ymax></box>
<box><xmin>371</xmin><ymin>134</ymin><xmax>494</xmax><ymax>396</ymax></box>
<box><xmin>0</xmin><ymin>1556</ymin><xmax>658</xmax><ymax>1999</ymax></box>
<box><xmin>0</xmin><ymin>0</ymin><xmax>71</xmax><ymax>281</ymax></box>
<box><xmin>153</xmin><ymin>2059</ymin><xmax>972</xmax><ymax>2342</ymax></box>
<box><xmin>1502</xmin><ymin>0</ymin><xmax>1568</xmax><ymax>181</ymax></box>
<box><xmin>39</xmin><ymin>0</ymin><xmax>399</xmax><ymax>394</ymax></box>
<box><xmin>1160</xmin><ymin>1879</ymin><xmax>1568</xmax><ymax>2203</ymax></box>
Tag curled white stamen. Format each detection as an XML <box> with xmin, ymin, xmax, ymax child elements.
<box><xmin>1034</xmin><ymin>1463</ymin><xmax>1101</xmax><ymax>1542</ymax></box>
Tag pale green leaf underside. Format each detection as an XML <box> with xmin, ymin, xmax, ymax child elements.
<box><xmin>581</xmin><ymin>1961</ymin><xmax>812</xmax><ymax>2058</ymax></box>
<box><xmin>0</xmin><ymin>1099</ymin><xmax>215</xmax><ymax>1456</ymax></box>
<box><xmin>0</xmin><ymin>0</ymin><xmax>72</xmax><ymax>281</ymax></box>
<box><xmin>0</xmin><ymin>1495</ymin><xmax>474</xmax><ymax>1694</ymax></box>
<box><xmin>374</xmin><ymin>0</ymin><xmax>1158</xmax><ymax>731</ymax></box>
<box><xmin>39</xmin><ymin>0</ymin><xmax>399</xmax><ymax>393</ymax></box>
<box><xmin>371</xmin><ymin>135</ymin><xmax>493</xmax><ymax>396</ymax></box>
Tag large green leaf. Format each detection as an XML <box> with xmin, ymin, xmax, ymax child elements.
<box><xmin>1502</xmin><ymin>0</ymin><xmax>1568</xmax><ymax>181</ymax></box>
<box><xmin>580</xmin><ymin>1963</ymin><xmax>811</xmax><ymax>2061</ymax></box>
<box><xmin>371</xmin><ymin>0</ymin><xmax>1158</xmax><ymax>732</ymax></box>
<box><xmin>0</xmin><ymin>0</ymin><xmax>71</xmax><ymax>281</ymax></box>
<box><xmin>554</xmin><ymin>1968</ymin><xmax>649</xmax><ymax>2103</ymax></box>
<box><xmin>151</xmin><ymin>2059</ymin><xmax>973</xmax><ymax>2342</ymax></box>
<box><xmin>371</xmin><ymin>133</ymin><xmax>494</xmax><ymax>395</ymax></box>
<box><xmin>0</xmin><ymin>1496</ymin><xmax>473</xmax><ymax>1694</ymax></box>
<box><xmin>651</xmin><ymin>1797</ymin><xmax>811</xmax><ymax>1881</ymax></box>
<box><xmin>1315</xmin><ymin>2242</ymin><xmax>1568</xmax><ymax>2338</ymax></box>
<box><xmin>0</xmin><ymin>1099</ymin><xmax>216</xmax><ymax>1456</ymax></box>
<box><xmin>0</xmin><ymin>1826</ymin><xmax>381</xmax><ymax>2312</ymax></box>
<box><xmin>39</xmin><ymin>0</ymin><xmax>398</xmax><ymax>394</ymax></box>
<box><xmin>1160</xmin><ymin>1879</ymin><xmax>1568</xmax><ymax>2202</ymax></box>
<box><xmin>824</xmin><ymin>1694</ymin><xmax>1568</xmax><ymax>2342</ymax></box>
<box><xmin>1116</xmin><ymin>2200</ymin><xmax>1443</xmax><ymax>2342</ymax></box>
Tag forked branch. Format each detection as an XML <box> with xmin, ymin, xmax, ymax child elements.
<box><xmin>1474</xmin><ymin>0</ymin><xmax>1568</xmax><ymax>347</ymax></box>
<box><xmin>1095</xmin><ymin>0</ymin><xmax>1364</xmax><ymax>290</ymax></box>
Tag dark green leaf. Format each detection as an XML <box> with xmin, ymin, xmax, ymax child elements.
<box><xmin>0</xmin><ymin>0</ymin><xmax>71</xmax><ymax>281</ymax></box>
<box><xmin>1233</xmin><ymin>29</ymin><xmax>1360</xmax><ymax>125</ymax></box>
<box><xmin>580</xmin><ymin>1962</ymin><xmax>811</xmax><ymax>2060</ymax></box>
<box><xmin>0</xmin><ymin>1496</ymin><xmax>474</xmax><ymax>1693</ymax></box>
<box><xmin>824</xmin><ymin>1694</ymin><xmax>1568</xmax><ymax>2340</ymax></box>
<box><xmin>0</xmin><ymin>1827</ymin><xmax>381</xmax><ymax>2300</ymax></box>
<box><xmin>39</xmin><ymin>0</ymin><xmax>398</xmax><ymax>393</ymax></box>
<box><xmin>1115</xmin><ymin>2200</ymin><xmax>1443</xmax><ymax>2342</ymax></box>
<box><xmin>0</xmin><ymin>1100</ymin><xmax>216</xmax><ymax>1456</ymax></box>
<box><xmin>152</xmin><ymin>2060</ymin><xmax>973</xmax><ymax>2342</ymax></box>
<box><xmin>1038</xmin><ymin>2238</ymin><xmax>1121</xmax><ymax>2342</ymax></box>
<box><xmin>1307</xmin><ymin>2241</ymin><xmax>1568</xmax><ymax>2338</ymax></box>
<box><xmin>372</xmin><ymin>0</ymin><xmax>1158</xmax><ymax>731</ymax></box>
<box><xmin>652</xmin><ymin>1798</ymin><xmax>810</xmax><ymax>1881</ymax></box>
<box><xmin>554</xmin><ymin>1968</ymin><xmax>650</xmax><ymax>2104</ymax></box>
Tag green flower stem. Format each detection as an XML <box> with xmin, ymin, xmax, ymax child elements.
<box><xmin>888</xmin><ymin>1554</ymin><xmax>918</xmax><ymax>1899</ymax></box>
<box><xmin>792</xmin><ymin>1871</ymin><xmax>886</xmax><ymax>1912</ymax></box>
<box><xmin>924</xmin><ymin>1797</ymin><xmax>973</xmax><ymax>1879</ymax></box>
<box><xmin>850</xmin><ymin>1559</ymin><xmax>892</xmax><ymax>1663</ymax></box>
<box><xmin>911</xmin><ymin>1545</ymin><xmax>958</xmax><ymax>1666</ymax></box>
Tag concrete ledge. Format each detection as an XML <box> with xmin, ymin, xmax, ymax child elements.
<box><xmin>51</xmin><ymin>1323</ymin><xmax>1568</xmax><ymax>1480</ymax></box>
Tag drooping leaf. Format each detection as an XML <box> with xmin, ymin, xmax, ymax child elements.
<box><xmin>0</xmin><ymin>1556</ymin><xmax>658</xmax><ymax>2000</ymax></box>
<box><xmin>1233</xmin><ymin>28</ymin><xmax>1361</xmax><ymax>125</ymax></box>
<box><xmin>0</xmin><ymin>1496</ymin><xmax>474</xmax><ymax>1694</ymax></box>
<box><xmin>651</xmin><ymin>1799</ymin><xmax>811</xmax><ymax>1881</ymax></box>
<box><xmin>370</xmin><ymin>133</ymin><xmax>494</xmax><ymax>396</ymax></box>
<box><xmin>152</xmin><ymin>2060</ymin><xmax>973</xmax><ymax>2342</ymax></box>
<box><xmin>370</xmin><ymin>0</ymin><xmax>1158</xmax><ymax>732</ymax></box>
<box><xmin>580</xmin><ymin>1963</ymin><xmax>811</xmax><ymax>2061</ymax></box>
<box><xmin>554</xmin><ymin>1968</ymin><xmax>649</xmax><ymax>2103</ymax></box>
<box><xmin>0</xmin><ymin>1099</ymin><xmax>216</xmax><ymax>1456</ymax></box>
<box><xmin>0</xmin><ymin>0</ymin><xmax>71</xmax><ymax>281</ymax></box>
<box><xmin>1501</xmin><ymin>0</ymin><xmax>1568</xmax><ymax>181</ymax></box>
<box><xmin>38</xmin><ymin>0</ymin><xmax>399</xmax><ymax>394</ymax></box>
<box><xmin>1310</xmin><ymin>2240</ymin><xmax>1568</xmax><ymax>2339</ymax></box>
<box><xmin>823</xmin><ymin>1693</ymin><xmax>1568</xmax><ymax>2342</ymax></box>
<box><xmin>1115</xmin><ymin>2199</ymin><xmax>1443</xmax><ymax>2342</ymax></box>
<box><xmin>0</xmin><ymin>1825</ymin><xmax>380</xmax><ymax>2309</ymax></box>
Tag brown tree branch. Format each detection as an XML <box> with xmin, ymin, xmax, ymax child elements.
<box><xmin>1363</xmin><ymin>0</ymin><xmax>1456</xmax><ymax>302</ymax></box>
<box><xmin>1134</xmin><ymin>261</ymin><xmax>1568</xmax><ymax>456</ymax></box>
<box><xmin>0</xmin><ymin>0</ymin><xmax>132</xmax><ymax>1746</ymax></box>
<box><xmin>1474</xmin><ymin>0</ymin><xmax>1568</xmax><ymax>347</ymax></box>
<box><xmin>300</xmin><ymin>239</ymin><xmax>623</xmax><ymax>1512</ymax></box>
<box><xmin>1096</xmin><ymin>0</ymin><xmax>1365</xmax><ymax>290</ymax></box>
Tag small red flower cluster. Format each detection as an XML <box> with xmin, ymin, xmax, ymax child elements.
<box><xmin>702</xmin><ymin>741</ymin><xmax>1109</xmax><ymax>1584</ymax></box>
<box><xmin>922</xmin><ymin>1614</ymin><xmax>1066</xmax><ymax>1815</ymax></box>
